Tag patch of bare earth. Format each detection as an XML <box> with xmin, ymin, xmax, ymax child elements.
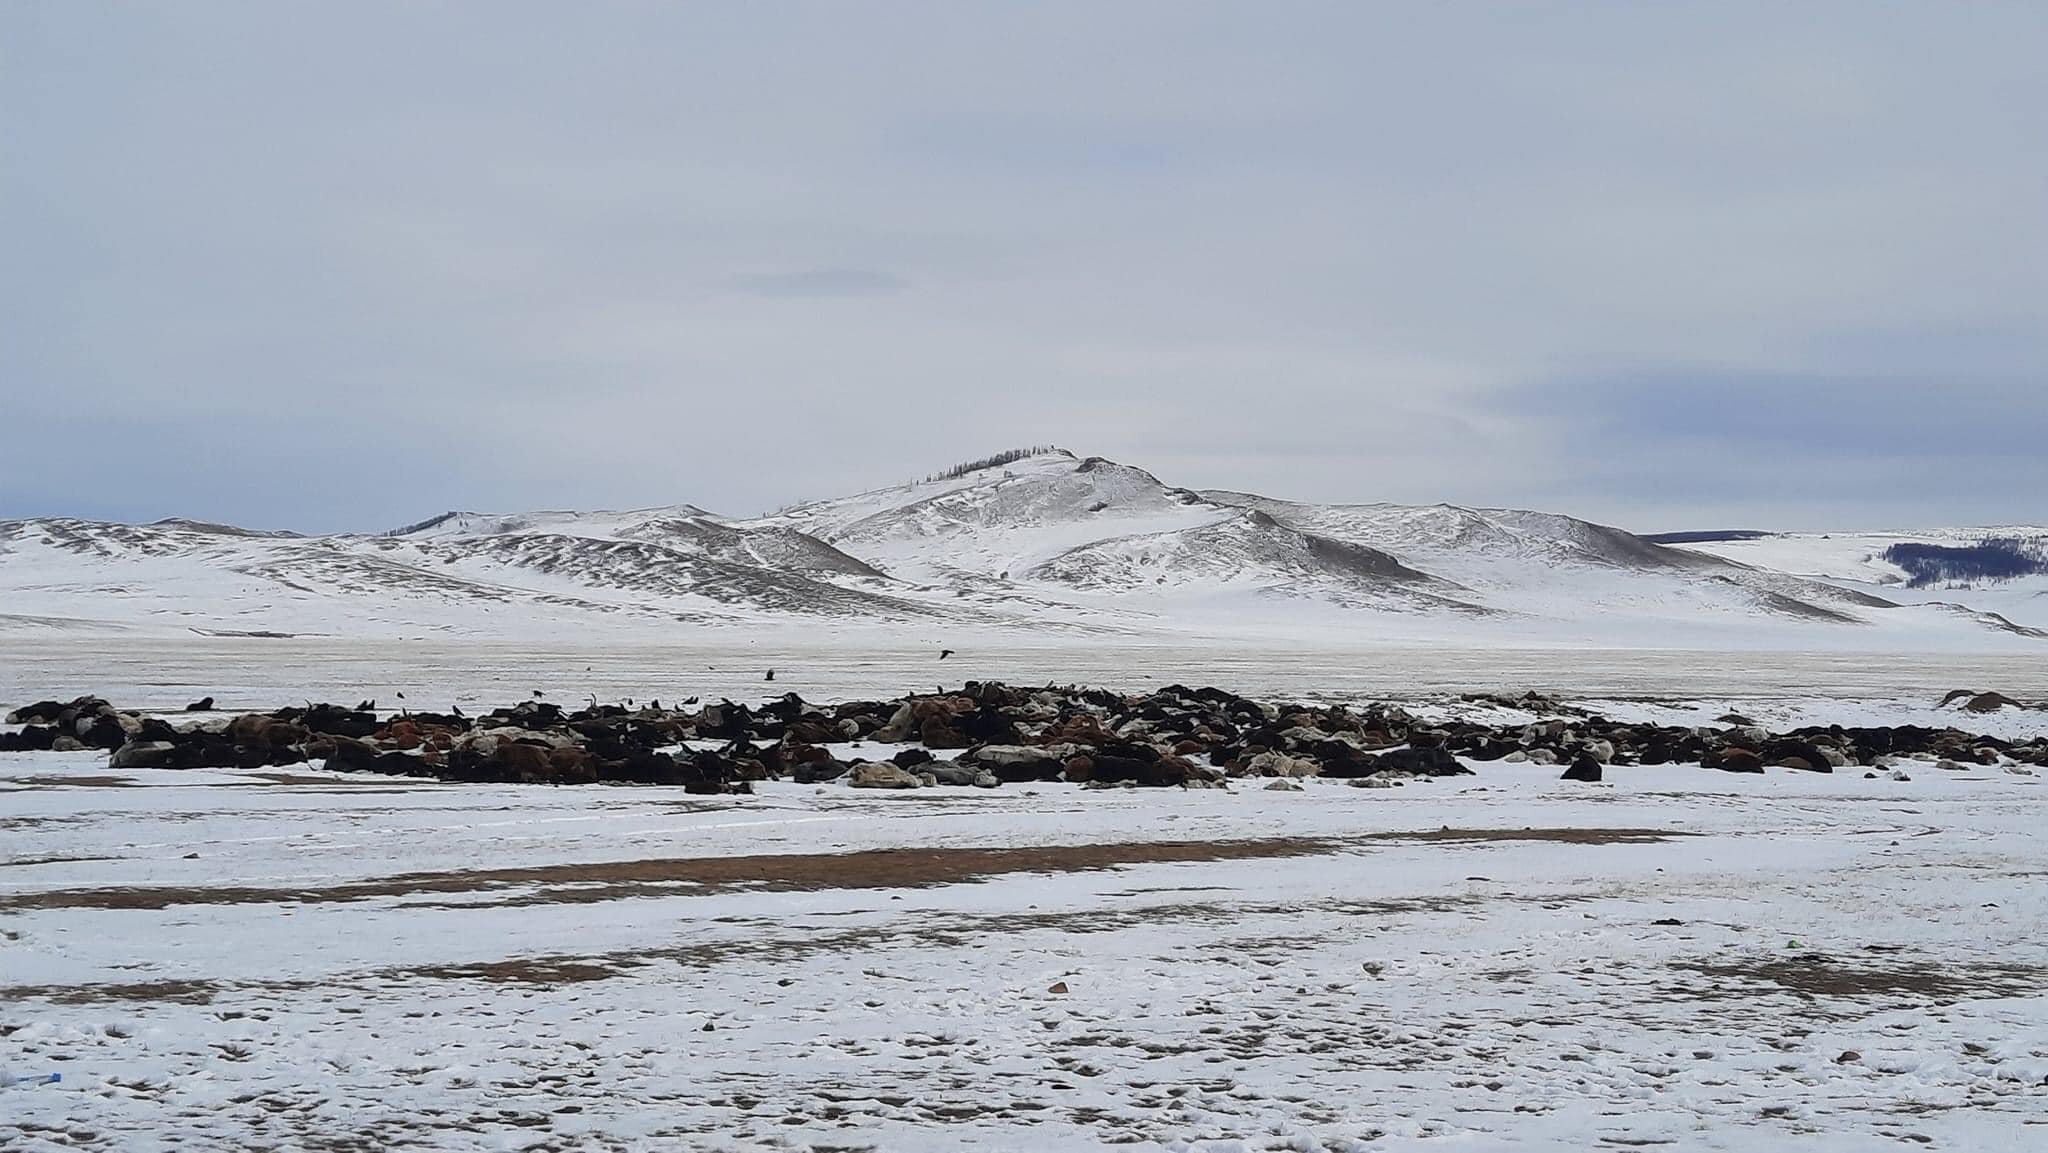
<box><xmin>1671</xmin><ymin>951</ymin><xmax>2045</xmax><ymax>1004</ymax></box>
<box><xmin>6</xmin><ymin>978</ymin><xmax>221</xmax><ymax>1005</ymax></box>
<box><xmin>410</xmin><ymin>958</ymin><xmax>627</xmax><ymax>985</ymax></box>
<box><xmin>0</xmin><ymin>827</ymin><xmax>1686</xmax><ymax>913</ymax></box>
<box><xmin>242</xmin><ymin>772</ymin><xmax>432</xmax><ymax>790</ymax></box>
<box><xmin>1370</xmin><ymin>826</ymin><xmax>1686</xmax><ymax>846</ymax></box>
<box><xmin>0</xmin><ymin>836</ymin><xmax>1337</xmax><ymax>912</ymax></box>
<box><xmin>3</xmin><ymin>868</ymin><xmax>1634</xmax><ymax>1006</ymax></box>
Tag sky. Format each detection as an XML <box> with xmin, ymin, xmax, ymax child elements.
<box><xmin>3</xmin><ymin>2</ymin><xmax>2045</xmax><ymax>534</ymax></box>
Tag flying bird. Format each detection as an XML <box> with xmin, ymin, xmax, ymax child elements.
<box><xmin>939</xmin><ymin>649</ymin><xmax>954</xmax><ymax>660</ymax></box>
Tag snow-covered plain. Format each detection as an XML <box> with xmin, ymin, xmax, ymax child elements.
<box><xmin>6</xmin><ymin>636</ymin><xmax>2048</xmax><ymax>726</ymax></box>
<box><xmin>5</xmin><ymin>732</ymin><xmax>2047</xmax><ymax>1151</ymax></box>
<box><xmin>7</xmin><ymin>447</ymin><xmax>2048</xmax><ymax>1148</ymax></box>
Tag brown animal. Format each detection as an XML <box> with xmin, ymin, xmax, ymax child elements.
<box><xmin>228</xmin><ymin>714</ymin><xmax>309</xmax><ymax>748</ymax></box>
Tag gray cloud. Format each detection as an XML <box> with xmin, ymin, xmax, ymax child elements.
<box><xmin>719</xmin><ymin>268</ymin><xmax>908</xmax><ymax>298</ymax></box>
<box><xmin>1496</xmin><ymin>370</ymin><xmax>2048</xmax><ymax>530</ymax></box>
<box><xmin>2</xmin><ymin>2</ymin><xmax>2044</xmax><ymax>532</ymax></box>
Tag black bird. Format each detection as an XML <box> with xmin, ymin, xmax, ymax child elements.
<box><xmin>356</xmin><ymin>699</ymin><xmax>375</xmax><ymax>712</ymax></box>
<box><xmin>683</xmin><ymin>696</ymin><xmax>700</xmax><ymax>706</ymax></box>
<box><xmin>396</xmin><ymin>691</ymin><xmax>405</xmax><ymax>700</ymax></box>
<box><xmin>533</xmin><ymin>690</ymin><xmax>546</xmax><ymax>699</ymax></box>
<box><xmin>451</xmin><ymin>704</ymin><xmax>465</xmax><ymax>719</ymax></box>
<box><xmin>184</xmin><ymin>696</ymin><xmax>214</xmax><ymax>712</ymax></box>
<box><xmin>939</xmin><ymin>649</ymin><xmax>954</xmax><ymax>660</ymax></box>
<box><xmin>765</xmin><ymin>669</ymin><xmax>775</xmax><ymax>682</ymax></box>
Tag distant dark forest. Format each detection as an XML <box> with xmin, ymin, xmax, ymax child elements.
<box><xmin>1884</xmin><ymin>538</ymin><xmax>2048</xmax><ymax>588</ymax></box>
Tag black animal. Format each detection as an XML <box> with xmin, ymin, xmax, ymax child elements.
<box><xmin>184</xmin><ymin>696</ymin><xmax>214</xmax><ymax>712</ymax></box>
<box><xmin>533</xmin><ymin>690</ymin><xmax>546</xmax><ymax>699</ymax></box>
<box><xmin>451</xmin><ymin>704</ymin><xmax>465</xmax><ymax>719</ymax></box>
<box><xmin>356</xmin><ymin>699</ymin><xmax>376</xmax><ymax>712</ymax></box>
<box><xmin>765</xmin><ymin>669</ymin><xmax>775</xmax><ymax>682</ymax></box>
<box><xmin>1561</xmin><ymin>754</ymin><xmax>1603</xmax><ymax>782</ymax></box>
<box><xmin>939</xmin><ymin>649</ymin><xmax>955</xmax><ymax>660</ymax></box>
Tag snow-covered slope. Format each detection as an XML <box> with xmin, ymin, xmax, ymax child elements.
<box><xmin>1191</xmin><ymin>494</ymin><xmax>1912</xmax><ymax>632</ymax></box>
<box><xmin>754</xmin><ymin>453</ymin><xmax>1225</xmax><ymax>583</ymax></box>
<box><xmin>1</xmin><ymin>450</ymin><xmax>2042</xmax><ymax>648</ymax></box>
<box><xmin>0</xmin><ymin>512</ymin><xmax>940</xmax><ymax>640</ymax></box>
<box><xmin>1680</xmin><ymin>528</ymin><xmax>2048</xmax><ymax>636</ymax></box>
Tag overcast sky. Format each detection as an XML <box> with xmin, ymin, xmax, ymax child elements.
<box><xmin>4</xmin><ymin>2</ymin><xmax>2044</xmax><ymax>533</ymax></box>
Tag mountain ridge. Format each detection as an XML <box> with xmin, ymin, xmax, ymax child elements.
<box><xmin>2</xmin><ymin>449</ymin><xmax>2043</xmax><ymax>647</ymax></box>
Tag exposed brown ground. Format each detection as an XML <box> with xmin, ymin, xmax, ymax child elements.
<box><xmin>243</xmin><ymin>772</ymin><xmax>432</xmax><ymax>789</ymax></box>
<box><xmin>1671</xmin><ymin>952</ymin><xmax>2045</xmax><ymax>1002</ymax></box>
<box><xmin>1378</xmin><ymin>827</ymin><xmax>1683</xmax><ymax>846</ymax></box>
<box><xmin>0</xmin><ymin>827</ymin><xmax>1688</xmax><ymax>913</ymax></box>
<box><xmin>0</xmin><ymin>877</ymin><xmax>1609</xmax><ymax>1004</ymax></box>
<box><xmin>9</xmin><ymin>978</ymin><xmax>220</xmax><ymax>1006</ymax></box>
<box><xmin>0</xmin><ymin>836</ymin><xmax>1339</xmax><ymax>912</ymax></box>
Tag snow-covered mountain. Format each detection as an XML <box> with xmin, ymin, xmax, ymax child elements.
<box><xmin>1</xmin><ymin>448</ymin><xmax>2042</xmax><ymax>648</ymax></box>
<box><xmin>0</xmin><ymin>507</ymin><xmax>937</xmax><ymax>639</ymax></box>
<box><xmin>1675</xmin><ymin>527</ymin><xmax>2048</xmax><ymax>640</ymax></box>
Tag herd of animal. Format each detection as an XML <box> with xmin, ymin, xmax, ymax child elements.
<box><xmin>6</xmin><ymin>682</ymin><xmax>2044</xmax><ymax>792</ymax></box>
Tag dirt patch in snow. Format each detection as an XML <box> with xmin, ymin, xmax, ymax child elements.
<box><xmin>9</xmin><ymin>978</ymin><xmax>221</xmax><ymax>1005</ymax></box>
<box><xmin>1671</xmin><ymin>952</ymin><xmax>2045</xmax><ymax>1004</ymax></box>
<box><xmin>0</xmin><ymin>827</ymin><xmax>1689</xmax><ymax>914</ymax></box>
<box><xmin>1368</xmin><ymin>826</ymin><xmax>1688</xmax><ymax>846</ymax></box>
<box><xmin>0</xmin><ymin>836</ymin><xmax>1343</xmax><ymax>912</ymax></box>
<box><xmin>410</xmin><ymin>957</ymin><xmax>632</xmax><ymax>985</ymax></box>
<box><xmin>242</xmin><ymin>772</ymin><xmax>432</xmax><ymax>789</ymax></box>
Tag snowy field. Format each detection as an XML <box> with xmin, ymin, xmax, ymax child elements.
<box><xmin>7</xmin><ymin>637</ymin><xmax>2048</xmax><ymax>716</ymax></box>
<box><xmin>5</xmin><ymin>641</ymin><xmax>2048</xmax><ymax>1150</ymax></box>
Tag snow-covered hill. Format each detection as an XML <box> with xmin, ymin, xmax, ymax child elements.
<box><xmin>1679</xmin><ymin>528</ymin><xmax>2048</xmax><ymax>639</ymax></box>
<box><xmin>1</xmin><ymin>449</ymin><xmax>2043</xmax><ymax>648</ymax></box>
<box><xmin>0</xmin><ymin>510</ymin><xmax>939</xmax><ymax>640</ymax></box>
